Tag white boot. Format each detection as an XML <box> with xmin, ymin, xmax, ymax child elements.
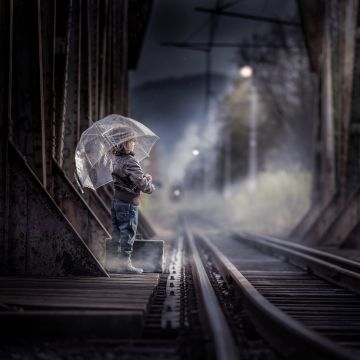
<box><xmin>124</xmin><ymin>256</ymin><xmax>143</xmax><ymax>274</ymax></box>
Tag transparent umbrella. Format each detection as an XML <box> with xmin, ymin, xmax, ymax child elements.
<box><xmin>74</xmin><ymin>114</ymin><xmax>159</xmax><ymax>192</ymax></box>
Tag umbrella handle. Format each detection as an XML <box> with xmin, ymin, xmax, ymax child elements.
<box><xmin>74</xmin><ymin>170</ymin><xmax>85</xmax><ymax>194</ymax></box>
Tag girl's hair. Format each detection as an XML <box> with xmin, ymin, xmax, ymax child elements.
<box><xmin>111</xmin><ymin>138</ymin><xmax>134</xmax><ymax>156</ymax></box>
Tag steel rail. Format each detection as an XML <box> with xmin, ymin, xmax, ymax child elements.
<box><xmin>191</xmin><ymin>213</ymin><xmax>360</xmax><ymax>294</ymax></box>
<box><xmin>183</xmin><ymin>222</ymin><xmax>239</xmax><ymax>360</ymax></box>
<box><xmin>233</xmin><ymin>232</ymin><xmax>360</xmax><ymax>295</ymax></box>
<box><xmin>196</xmin><ymin>233</ymin><xmax>356</xmax><ymax>360</ymax></box>
<box><xmin>239</xmin><ymin>231</ymin><xmax>360</xmax><ymax>273</ymax></box>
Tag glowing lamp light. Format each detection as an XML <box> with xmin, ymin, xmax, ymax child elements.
<box><xmin>192</xmin><ymin>149</ymin><xmax>200</xmax><ymax>156</ymax></box>
<box><xmin>239</xmin><ymin>66</ymin><xmax>253</xmax><ymax>78</ymax></box>
<box><xmin>173</xmin><ymin>189</ymin><xmax>181</xmax><ymax>197</ymax></box>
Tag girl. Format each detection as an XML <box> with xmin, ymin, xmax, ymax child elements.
<box><xmin>111</xmin><ymin>131</ymin><xmax>155</xmax><ymax>273</ymax></box>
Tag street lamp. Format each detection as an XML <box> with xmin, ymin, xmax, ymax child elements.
<box><xmin>239</xmin><ymin>65</ymin><xmax>258</xmax><ymax>191</ymax></box>
<box><xmin>191</xmin><ymin>148</ymin><xmax>206</xmax><ymax>195</ymax></box>
<box><xmin>239</xmin><ymin>65</ymin><xmax>253</xmax><ymax>78</ymax></box>
<box><xmin>221</xmin><ymin>65</ymin><xmax>257</xmax><ymax>197</ymax></box>
<box><xmin>192</xmin><ymin>148</ymin><xmax>200</xmax><ymax>156</ymax></box>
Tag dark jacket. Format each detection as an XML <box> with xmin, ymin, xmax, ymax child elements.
<box><xmin>111</xmin><ymin>152</ymin><xmax>154</xmax><ymax>205</ymax></box>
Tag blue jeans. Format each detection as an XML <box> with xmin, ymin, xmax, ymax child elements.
<box><xmin>111</xmin><ymin>199</ymin><xmax>139</xmax><ymax>256</ymax></box>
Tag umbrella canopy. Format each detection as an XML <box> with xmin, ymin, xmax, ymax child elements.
<box><xmin>74</xmin><ymin>114</ymin><xmax>159</xmax><ymax>191</ymax></box>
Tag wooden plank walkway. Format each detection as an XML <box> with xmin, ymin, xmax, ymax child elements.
<box><xmin>0</xmin><ymin>273</ymin><xmax>159</xmax><ymax>338</ymax></box>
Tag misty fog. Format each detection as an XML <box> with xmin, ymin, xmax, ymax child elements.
<box><xmin>130</xmin><ymin>0</ymin><xmax>314</xmax><ymax>238</ymax></box>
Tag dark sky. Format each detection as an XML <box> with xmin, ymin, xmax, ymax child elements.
<box><xmin>130</xmin><ymin>0</ymin><xmax>299</xmax><ymax>88</ymax></box>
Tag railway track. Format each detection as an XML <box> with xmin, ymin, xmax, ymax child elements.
<box><xmin>2</xmin><ymin>221</ymin><xmax>360</xmax><ymax>360</ymax></box>
<box><xmin>183</xmin><ymin>219</ymin><xmax>360</xmax><ymax>360</ymax></box>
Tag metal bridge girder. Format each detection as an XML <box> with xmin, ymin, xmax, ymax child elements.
<box><xmin>7</xmin><ymin>141</ymin><xmax>107</xmax><ymax>276</ymax></box>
